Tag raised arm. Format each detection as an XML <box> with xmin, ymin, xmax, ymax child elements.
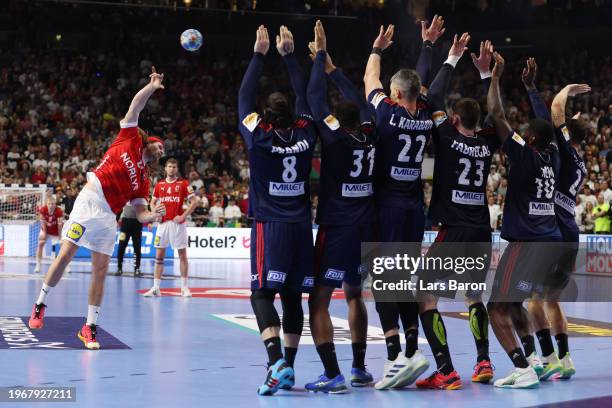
<box><xmin>487</xmin><ymin>52</ymin><xmax>512</xmax><ymax>142</ymax></box>
<box><xmin>551</xmin><ymin>84</ymin><xmax>592</xmax><ymax>128</ymax></box>
<box><xmin>521</xmin><ymin>58</ymin><xmax>551</xmax><ymax>121</ymax></box>
<box><xmin>277</xmin><ymin>25</ymin><xmax>310</xmax><ymax>116</ymax></box>
<box><xmin>307</xmin><ymin>52</ymin><xmax>329</xmax><ymax>120</ymax></box>
<box><xmin>428</xmin><ymin>32</ymin><xmax>470</xmax><ymax>111</ymax></box>
<box><xmin>122</xmin><ymin>67</ymin><xmax>164</xmax><ymax>126</ymax></box>
<box><xmin>364</xmin><ymin>25</ymin><xmax>394</xmax><ymax>98</ymax></box>
<box><xmin>417</xmin><ymin>15</ymin><xmax>446</xmax><ymax>88</ymax></box>
<box><xmin>238</xmin><ymin>25</ymin><xmax>269</xmax><ymax>121</ymax></box>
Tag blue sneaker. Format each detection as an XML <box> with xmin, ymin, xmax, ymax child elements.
<box><xmin>305</xmin><ymin>373</ymin><xmax>349</xmax><ymax>394</ymax></box>
<box><xmin>257</xmin><ymin>358</ymin><xmax>294</xmax><ymax>396</ymax></box>
<box><xmin>280</xmin><ymin>374</ymin><xmax>295</xmax><ymax>390</ymax></box>
<box><xmin>350</xmin><ymin>367</ymin><xmax>373</xmax><ymax>387</ymax></box>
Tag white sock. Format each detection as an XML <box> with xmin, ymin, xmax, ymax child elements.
<box><xmin>153</xmin><ymin>279</ymin><xmax>161</xmax><ymax>290</ymax></box>
<box><xmin>36</xmin><ymin>283</ymin><xmax>51</xmax><ymax>305</ymax></box>
<box><xmin>181</xmin><ymin>277</ymin><xmax>188</xmax><ymax>288</ymax></box>
<box><xmin>86</xmin><ymin>305</ymin><xmax>100</xmax><ymax>326</ymax></box>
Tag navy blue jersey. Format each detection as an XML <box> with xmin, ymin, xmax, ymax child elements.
<box><xmin>316</xmin><ymin>118</ymin><xmax>376</xmax><ymax>226</ymax></box>
<box><xmin>501</xmin><ymin>131</ymin><xmax>561</xmax><ymax>241</ymax></box>
<box><xmin>554</xmin><ymin>124</ymin><xmax>587</xmax><ymax>232</ymax></box>
<box><xmin>241</xmin><ymin>114</ymin><xmax>316</xmax><ymax>222</ymax></box>
<box><xmin>430</xmin><ymin>110</ymin><xmax>499</xmax><ymax>228</ymax></box>
<box><xmin>368</xmin><ymin>89</ymin><xmax>433</xmax><ymax>209</ymax></box>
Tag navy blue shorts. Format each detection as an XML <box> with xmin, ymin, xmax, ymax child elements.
<box><xmin>314</xmin><ymin>223</ymin><xmax>376</xmax><ymax>288</ymax></box>
<box><xmin>546</xmin><ymin>227</ymin><xmax>579</xmax><ymax>290</ymax></box>
<box><xmin>250</xmin><ymin>220</ymin><xmax>314</xmax><ymax>293</ymax></box>
<box><xmin>377</xmin><ymin>205</ymin><xmax>425</xmax><ymax>243</ymax></box>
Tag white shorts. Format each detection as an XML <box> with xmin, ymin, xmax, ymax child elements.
<box><xmin>154</xmin><ymin>221</ymin><xmax>188</xmax><ymax>250</ymax></box>
<box><xmin>61</xmin><ymin>184</ymin><xmax>117</xmax><ymax>256</ymax></box>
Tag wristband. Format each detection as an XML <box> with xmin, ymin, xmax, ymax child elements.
<box><xmin>480</xmin><ymin>71</ymin><xmax>492</xmax><ymax>79</ymax></box>
<box><xmin>444</xmin><ymin>55</ymin><xmax>461</xmax><ymax>68</ymax></box>
<box><xmin>423</xmin><ymin>40</ymin><xmax>433</xmax><ymax>47</ymax></box>
<box><xmin>371</xmin><ymin>47</ymin><xmax>383</xmax><ymax>56</ymax></box>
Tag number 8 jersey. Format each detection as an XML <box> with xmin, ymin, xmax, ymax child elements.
<box><xmin>241</xmin><ymin>112</ymin><xmax>317</xmax><ymax>222</ymax></box>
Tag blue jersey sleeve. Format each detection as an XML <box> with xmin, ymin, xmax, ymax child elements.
<box><xmin>416</xmin><ymin>42</ymin><xmax>434</xmax><ymax>88</ymax></box>
<box><xmin>307</xmin><ymin>51</ymin><xmax>330</xmax><ymax>121</ymax></box>
<box><xmin>329</xmin><ymin>68</ymin><xmax>371</xmax><ymax>123</ymax></box>
<box><xmin>502</xmin><ymin>130</ymin><xmax>529</xmax><ymax>162</ymax></box>
<box><xmin>368</xmin><ymin>88</ymin><xmax>393</xmax><ymax>129</ymax></box>
<box><xmin>283</xmin><ymin>54</ymin><xmax>310</xmax><ymax>117</ymax></box>
<box><xmin>527</xmin><ymin>89</ymin><xmax>551</xmax><ymax>122</ymax></box>
<box><xmin>427</xmin><ymin>63</ymin><xmax>453</xmax><ymax>112</ymax></box>
<box><xmin>238</xmin><ymin>53</ymin><xmax>264</xmax><ymax>149</ymax></box>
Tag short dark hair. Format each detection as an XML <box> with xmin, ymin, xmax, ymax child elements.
<box><xmin>566</xmin><ymin>118</ymin><xmax>586</xmax><ymax>144</ymax></box>
<box><xmin>452</xmin><ymin>98</ymin><xmax>481</xmax><ymax>130</ymax></box>
<box><xmin>263</xmin><ymin>92</ymin><xmax>293</xmax><ymax>129</ymax></box>
<box><xmin>166</xmin><ymin>158</ymin><xmax>178</xmax><ymax>165</ymax></box>
<box><xmin>390</xmin><ymin>69</ymin><xmax>421</xmax><ymax>101</ymax></box>
<box><xmin>334</xmin><ymin>100</ymin><xmax>360</xmax><ymax>130</ymax></box>
<box><xmin>528</xmin><ymin>118</ymin><xmax>555</xmax><ymax>150</ymax></box>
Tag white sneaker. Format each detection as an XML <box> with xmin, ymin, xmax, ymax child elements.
<box><xmin>494</xmin><ymin>367</ymin><xmax>539</xmax><ymax>389</ymax></box>
<box><xmin>391</xmin><ymin>350</ymin><xmax>430</xmax><ymax>389</ymax></box>
<box><xmin>540</xmin><ymin>352</ymin><xmax>562</xmax><ymax>381</ymax></box>
<box><xmin>34</xmin><ymin>263</ymin><xmax>41</xmax><ymax>273</ymax></box>
<box><xmin>181</xmin><ymin>287</ymin><xmax>192</xmax><ymax>297</ymax></box>
<box><xmin>527</xmin><ymin>352</ymin><xmax>544</xmax><ymax>377</ymax></box>
<box><xmin>559</xmin><ymin>354</ymin><xmax>576</xmax><ymax>379</ymax></box>
<box><xmin>375</xmin><ymin>359</ymin><xmax>394</xmax><ymax>390</ymax></box>
<box><xmin>143</xmin><ymin>287</ymin><xmax>161</xmax><ymax>297</ymax></box>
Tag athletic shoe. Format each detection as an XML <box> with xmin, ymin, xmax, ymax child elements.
<box><xmin>305</xmin><ymin>373</ymin><xmax>349</xmax><ymax>394</ymax></box>
<box><xmin>181</xmin><ymin>287</ymin><xmax>192</xmax><ymax>297</ymax></box>
<box><xmin>527</xmin><ymin>352</ymin><xmax>544</xmax><ymax>377</ymax></box>
<box><xmin>416</xmin><ymin>370</ymin><xmax>463</xmax><ymax>390</ymax></box>
<box><xmin>77</xmin><ymin>324</ymin><xmax>100</xmax><ymax>350</ymax></box>
<box><xmin>143</xmin><ymin>287</ymin><xmax>161</xmax><ymax>297</ymax></box>
<box><xmin>540</xmin><ymin>353</ymin><xmax>562</xmax><ymax>381</ymax></box>
<box><xmin>471</xmin><ymin>360</ymin><xmax>494</xmax><ymax>383</ymax></box>
<box><xmin>34</xmin><ymin>263</ymin><xmax>41</xmax><ymax>273</ymax></box>
<box><xmin>559</xmin><ymin>354</ymin><xmax>576</xmax><ymax>379</ymax></box>
<box><xmin>375</xmin><ymin>351</ymin><xmax>430</xmax><ymax>390</ymax></box>
<box><xmin>134</xmin><ymin>268</ymin><xmax>142</xmax><ymax>278</ymax></box>
<box><xmin>114</xmin><ymin>268</ymin><xmax>123</xmax><ymax>277</ymax></box>
<box><xmin>494</xmin><ymin>367</ymin><xmax>539</xmax><ymax>389</ymax></box>
<box><xmin>28</xmin><ymin>303</ymin><xmax>46</xmax><ymax>329</ymax></box>
<box><xmin>257</xmin><ymin>358</ymin><xmax>294</xmax><ymax>396</ymax></box>
<box><xmin>350</xmin><ymin>367</ymin><xmax>373</xmax><ymax>387</ymax></box>
<box><xmin>280</xmin><ymin>374</ymin><xmax>295</xmax><ymax>390</ymax></box>
<box><xmin>392</xmin><ymin>350</ymin><xmax>430</xmax><ymax>389</ymax></box>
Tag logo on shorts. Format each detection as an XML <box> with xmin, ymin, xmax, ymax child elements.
<box><xmin>267</xmin><ymin>271</ymin><xmax>287</xmax><ymax>283</ymax></box>
<box><xmin>324</xmin><ymin>269</ymin><xmax>345</xmax><ymax>281</ymax></box>
<box><xmin>303</xmin><ymin>277</ymin><xmax>314</xmax><ymax>287</ymax></box>
<box><xmin>66</xmin><ymin>222</ymin><xmax>85</xmax><ymax>241</ymax></box>
<box><xmin>516</xmin><ymin>280</ymin><xmax>532</xmax><ymax>293</ymax></box>
<box><xmin>119</xmin><ymin>232</ymin><xmax>127</xmax><ymax>241</ymax></box>
<box><xmin>154</xmin><ymin>235</ymin><xmax>161</xmax><ymax>246</ymax></box>
<box><xmin>358</xmin><ymin>264</ymin><xmax>366</xmax><ymax>276</ymax></box>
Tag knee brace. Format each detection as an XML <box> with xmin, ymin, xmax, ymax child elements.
<box><xmin>250</xmin><ymin>290</ymin><xmax>280</xmax><ymax>333</ymax></box>
<box><xmin>279</xmin><ymin>290</ymin><xmax>304</xmax><ymax>335</ymax></box>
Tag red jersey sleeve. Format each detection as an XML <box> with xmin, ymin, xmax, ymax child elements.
<box><xmin>130</xmin><ymin>177</ymin><xmax>151</xmax><ymax>207</ymax></box>
<box><xmin>115</xmin><ymin>126</ymin><xmax>139</xmax><ymax>143</ymax></box>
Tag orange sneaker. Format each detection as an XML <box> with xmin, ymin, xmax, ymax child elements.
<box><xmin>28</xmin><ymin>303</ymin><xmax>46</xmax><ymax>329</ymax></box>
<box><xmin>77</xmin><ymin>324</ymin><xmax>100</xmax><ymax>350</ymax></box>
<box><xmin>416</xmin><ymin>370</ymin><xmax>463</xmax><ymax>390</ymax></box>
<box><xmin>472</xmin><ymin>360</ymin><xmax>494</xmax><ymax>383</ymax></box>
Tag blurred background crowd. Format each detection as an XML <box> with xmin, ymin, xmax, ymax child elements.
<box><xmin>0</xmin><ymin>0</ymin><xmax>610</xmax><ymax>232</ymax></box>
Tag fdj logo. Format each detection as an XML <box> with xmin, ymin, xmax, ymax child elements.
<box><xmin>303</xmin><ymin>277</ymin><xmax>314</xmax><ymax>287</ymax></box>
<box><xmin>267</xmin><ymin>271</ymin><xmax>287</xmax><ymax>283</ymax></box>
<box><xmin>324</xmin><ymin>269</ymin><xmax>345</xmax><ymax>281</ymax></box>
<box><xmin>66</xmin><ymin>223</ymin><xmax>85</xmax><ymax>241</ymax></box>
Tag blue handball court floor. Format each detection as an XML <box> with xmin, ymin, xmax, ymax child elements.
<box><xmin>1</xmin><ymin>257</ymin><xmax>611</xmax><ymax>408</ymax></box>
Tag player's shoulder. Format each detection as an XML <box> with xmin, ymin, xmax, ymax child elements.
<box><xmin>294</xmin><ymin>114</ymin><xmax>314</xmax><ymax>129</ymax></box>
<box><xmin>368</xmin><ymin>88</ymin><xmax>394</xmax><ymax>109</ymax></box>
<box><xmin>416</xmin><ymin>93</ymin><xmax>429</xmax><ymax>110</ymax></box>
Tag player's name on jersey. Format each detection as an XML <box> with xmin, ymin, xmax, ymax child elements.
<box><xmin>371</xmin><ymin>279</ymin><xmax>487</xmax><ymax>293</ymax></box>
<box><xmin>388</xmin><ymin>114</ymin><xmax>433</xmax><ymax>131</ymax></box>
<box><xmin>450</xmin><ymin>140</ymin><xmax>492</xmax><ymax>158</ymax></box>
<box><xmin>270</xmin><ymin>140</ymin><xmax>311</xmax><ymax>155</ymax></box>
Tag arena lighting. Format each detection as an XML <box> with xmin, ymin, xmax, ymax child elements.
<box><xmin>184</xmin><ymin>0</ymin><xmax>192</xmax><ymax>6</ymax></box>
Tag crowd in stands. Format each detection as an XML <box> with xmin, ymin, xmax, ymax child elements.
<box><xmin>0</xmin><ymin>2</ymin><xmax>610</xmax><ymax>233</ymax></box>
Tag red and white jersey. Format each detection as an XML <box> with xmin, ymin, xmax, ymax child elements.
<box><xmin>93</xmin><ymin>123</ymin><xmax>151</xmax><ymax>214</ymax></box>
<box><xmin>39</xmin><ymin>205</ymin><xmax>63</xmax><ymax>236</ymax></box>
<box><xmin>153</xmin><ymin>178</ymin><xmax>194</xmax><ymax>223</ymax></box>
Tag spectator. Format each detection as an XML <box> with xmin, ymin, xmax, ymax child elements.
<box><xmin>209</xmin><ymin>201</ymin><xmax>224</xmax><ymax>226</ymax></box>
<box><xmin>592</xmin><ymin>194</ymin><xmax>611</xmax><ymax>234</ymax></box>
<box><xmin>488</xmin><ymin>195</ymin><xmax>502</xmax><ymax>231</ymax></box>
<box><xmin>581</xmin><ymin>202</ymin><xmax>595</xmax><ymax>234</ymax></box>
<box><xmin>224</xmin><ymin>199</ymin><xmax>242</xmax><ymax>226</ymax></box>
<box><xmin>601</xmin><ymin>181</ymin><xmax>612</xmax><ymax>203</ymax></box>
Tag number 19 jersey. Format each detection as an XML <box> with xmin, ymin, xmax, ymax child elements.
<box><xmin>368</xmin><ymin>89</ymin><xmax>433</xmax><ymax>209</ymax></box>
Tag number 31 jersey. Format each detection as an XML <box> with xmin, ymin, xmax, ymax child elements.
<box><xmin>368</xmin><ymin>89</ymin><xmax>434</xmax><ymax>209</ymax></box>
<box><xmin>240</xmin><ymin>112</ymin><xmax>317</xmax><ymax>223</ymax></box>
<box><xmin>429</xmin><ymin>111</ymin><xmax>499</xmax><ymax>228</ymax></box>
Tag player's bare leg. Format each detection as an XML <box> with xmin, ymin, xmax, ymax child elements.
<box><xmin>344</xmin><ymin>284</ymin><xmax>373</xmax><ymax>386</ymax></box>
<box><xmin>144</xmin><ymin>248</ymin><xmax>165</xmax><ymax>297</ymax></box>
<box><xmin>178</xmin><ymin>248</ymin><xmax>191</xmax><ymax>297</ymax></box>
<box><xmin>34</xmin><ymin>231</ymin><xmax>47</xmax><ymax>273</ymax></box>
<box><xmin>528</xmin><ymin>296</ymin><xmax>562</xmax><ymax>380</ymax></box>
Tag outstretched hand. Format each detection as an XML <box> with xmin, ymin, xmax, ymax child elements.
<box><xmin>254</xmin><ymin>25</ymin><xmax>270</xmax><ymax>55</ymax></box>
<box><xmin>421</xmin><ymin>15</ymin><xmax>445</xmax><ymax>44</ymax></box>
<box><xmin>565</xmin><ymin>83</ymin><xmax>591</xmax><ymax>97</ymax></box>
<box><xmin>308</xmin><ymin>41</ymin><xmax>335</xmax><ymax>74</ymax></box>
<box><xmin>373</xmin><ymin>25</ymin><xmax>394</xmax><ymax>50</ymax></box>
<box><xmin>448</xmin><ymin>32</ymin><xmax>470</xmax><ymax>59</ymax></box>
<box><xmin>471</xmin><ymin>40</ymin><xmax>493</xmax><ymax>74</ymax></box>
<box><xmin>314</xmin><ymin>20</ymin><xmax>326</xmax><ymax>52</ymax></box>
<box><xmin>149</xmin><ymin>66</ymin><xmax>164</xmax><ymax>90</ymax></box>
<box><xmin>276</xmin><ymin>25</ymin><xmax>295</xmax><ymax>56</ymax></box>
<box><xmin>492</xmin><ymin>51</ymin><xmax>505</xmax><ymax>79</ymax></box>
<box><xmin>521</xmin><ymin>58</ymin><xmax>538</xmax><ymax>90</ymax></box>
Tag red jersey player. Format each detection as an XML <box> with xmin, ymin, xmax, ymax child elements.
<box><xmin>28</xmin><ymin>67</ymin><xmax>167</xmax><ymax>350</ymax></box>
<box><xmin>144</xmin><ymin>158</ymin><xmax>200</xmax><ymax>297</ymax></box>
<box><xmin>35</xmin><ymin>197</ymin><xmax>65</xmax><ymax>273</ymax></box>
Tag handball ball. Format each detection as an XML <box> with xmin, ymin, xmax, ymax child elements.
<box><xmin>180</xmin><ymin>29</ymin><xmax>203</xmax><ymax>52</ymax></box>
